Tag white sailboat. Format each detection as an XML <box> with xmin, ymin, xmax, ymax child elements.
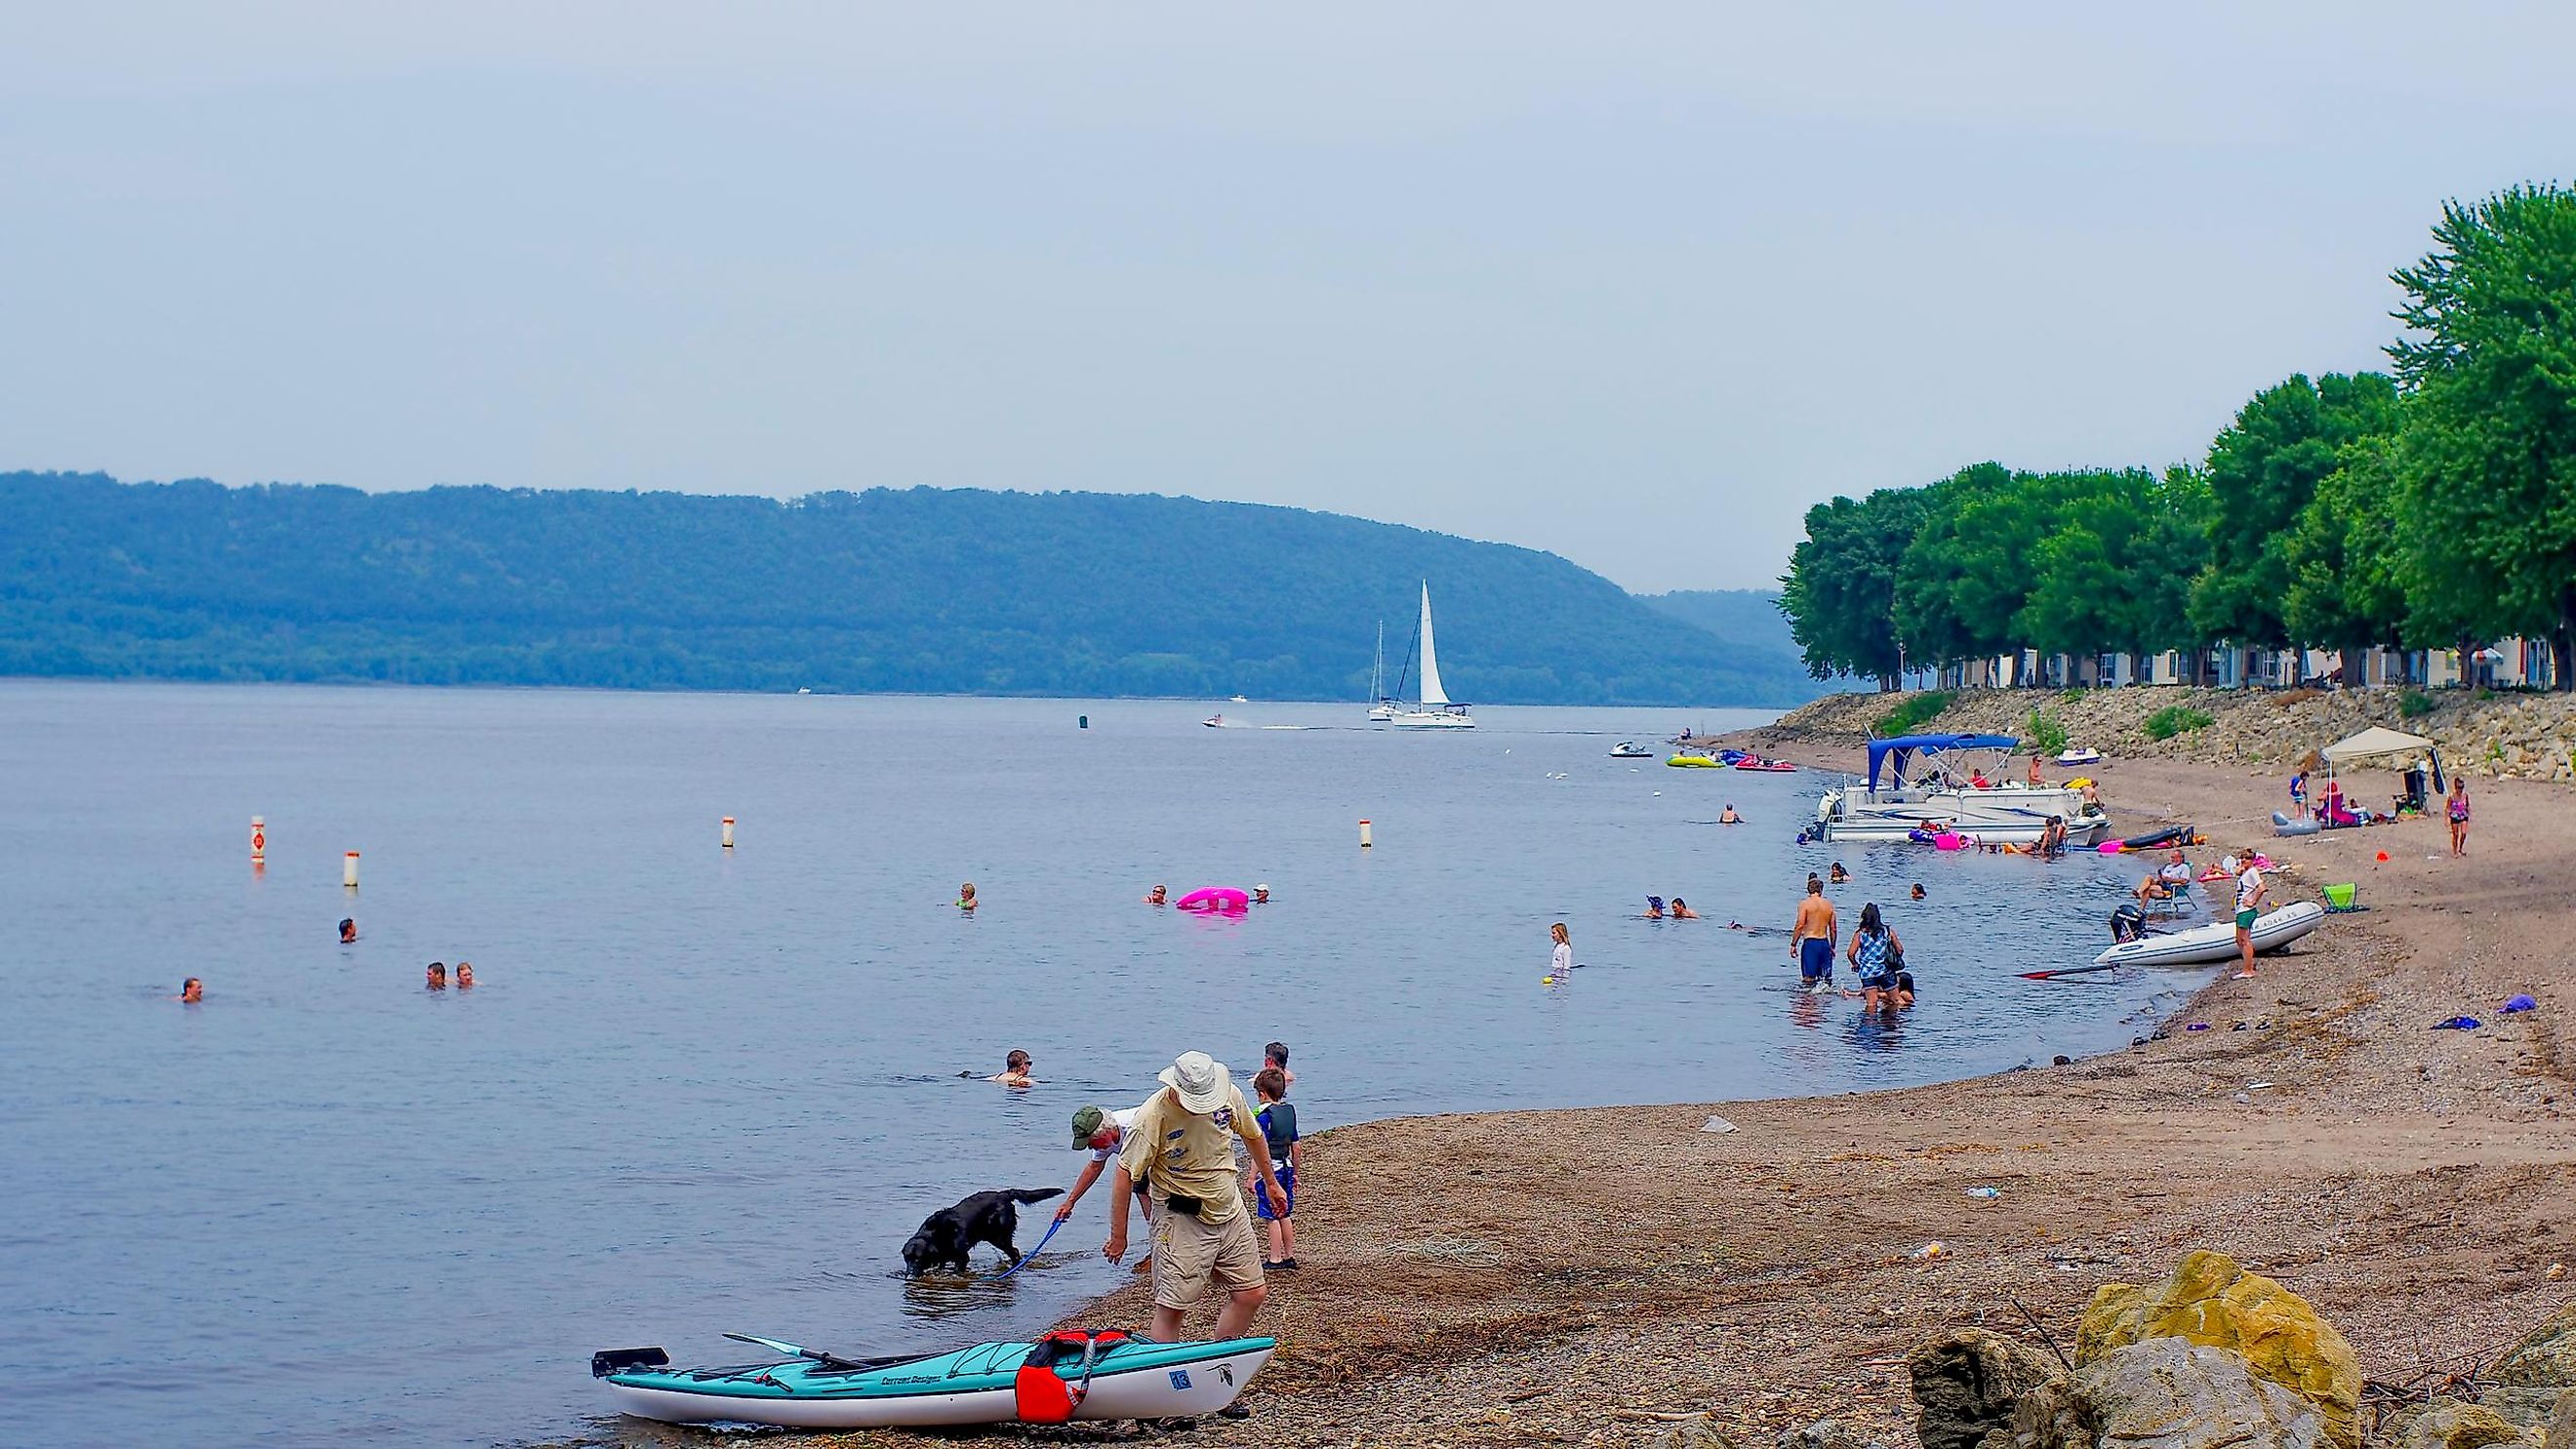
<box><xmin>1380</xmin><ymin>582</ymin><xmax>1474</xmax><ymax>729</ymax></box>
<box><xmin>1365</xmin><ymin>620</ymin><xmax>1396</xmax><ymax>722</ymax></box>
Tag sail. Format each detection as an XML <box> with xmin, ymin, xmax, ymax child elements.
<box><xmin>1416</xmin><ymin>582</ymin><xmax>1449</xmax><ymax>705</ymax></box>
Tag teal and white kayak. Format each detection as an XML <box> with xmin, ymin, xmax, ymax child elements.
<box><xmin>595</xmin><ymin>1333</ymin><xmax>1276</xmax><ymax>1429</ymax></box>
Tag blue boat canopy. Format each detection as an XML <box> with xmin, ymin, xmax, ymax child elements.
<box><xmin>1866</xmin><ymin>733</ymin><xmax>2023</xmax><ymax>791</ymax></box>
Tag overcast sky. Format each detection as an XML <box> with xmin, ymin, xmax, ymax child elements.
<box><xmin>4</xmin><ymin>5</ymin><xmax>2568</xmax><ymax>591</ymax></box>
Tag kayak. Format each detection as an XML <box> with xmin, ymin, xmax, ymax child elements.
<box><xmin>2120</xmin><ymin>824</ymin><xmax>2194</xmax><ymax>850</ymax></box>
<box><xmin>596</xmin><ymin>1333</ymin><xmax>1275</xmax><ymax>1429</ymax></box>
<box><xmin>2088</xmin><ymin>901</ymin><xmax>2325</xmax><ymax>969</ymax></box>
<box><xmin>1733</xmin><ymin>760</ymin><xmax>1796</xmax><ymax>772</ymax></box>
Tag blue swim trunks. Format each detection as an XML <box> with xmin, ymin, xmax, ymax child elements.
<box><xmin>1799</xmin><ymin>937</ymin><xmax>1834</xmax><ymax>982</ymax></box>
<box><xmin>1255</xmin><ymin>1165</ymin><xmax>1296</xmax><ymax>1221</ymax></box>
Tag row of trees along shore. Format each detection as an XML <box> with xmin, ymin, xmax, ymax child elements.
<box><xmin>1779</xmin><ymin>183</ymin><xmax>2576</xmax><ymax>694</ymax></box>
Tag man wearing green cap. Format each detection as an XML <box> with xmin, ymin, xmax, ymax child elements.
<box><xmin>1055</xmin><ymin>1103</ymin><xmax>1146</xmax><ymax>1227</ymax></box>
<box><xmin>1105</xmin><ymin>1050</ymin><xmax>1288</xmax><ymax>1344</ymax></box>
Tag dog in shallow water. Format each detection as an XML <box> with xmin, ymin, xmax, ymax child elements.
<box><xmin>902</xmin><ymin>1187</ymin><xmax>1065</xmax><ymax>1276</ymax></box>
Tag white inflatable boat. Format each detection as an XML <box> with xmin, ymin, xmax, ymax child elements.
<box><xmin>2091</xmin><ymin>900</ymin><xmax>2325</xmax><ymax>969</ymax></box>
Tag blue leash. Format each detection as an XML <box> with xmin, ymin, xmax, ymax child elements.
<box><xmin>994</xmin><ymin>1216</ymin><xmax>1067</xmax><ymax>1281</ymax></box>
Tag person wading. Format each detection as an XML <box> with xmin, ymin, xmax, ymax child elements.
<box><xmin>1791</xmin><ymin>879</ymin><xmax>1838</xmax><ymax>994</ymax></box>
<box><xmin>1105</xmin><ymin>1051</ymin><xmax>1288</xmax><ymax>1348</ymax></box>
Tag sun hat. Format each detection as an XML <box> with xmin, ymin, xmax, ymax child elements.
<box><xmin>1255</xmin><ymin>882</ymin><xmax>1270</xmax><ymax>892</ymax></box>
<box><xmin>1157</xmin><ymin>1051</ymin><xmax>1231</xmax><ymax>1114</ymax></box>
<box><xmin>1069</xmin><ymin>1105</ymin><xmax>1108</xmax><ymax>1147</ymax></box>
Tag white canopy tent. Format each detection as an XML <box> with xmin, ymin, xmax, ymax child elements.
<box><xmin>2317</xmin><ymin>725</ymin><xmax>2445</xmax><ymax>811</ymax></box>
<box><xmin>2321</xmin><ymin>726</ymin><xmax>2436</xmax><ymax>767</ymax></box>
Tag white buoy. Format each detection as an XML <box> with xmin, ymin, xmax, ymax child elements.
<box><xmin>250</xmin><ymin>816</ymin><xmax>265</xmax><ymax>863</ymax></box>
<box><xmin>342</xmin><ymin>851</ymin><xmax>360</xmax><ymax>890</ymax></box>
<box><xmin>1359</xmin><ymin>818</ymin><xmax>1373</xmax><ymax>849</ymax></box>
<box><xmin>721</xmin><ymin>817</ymin><xmax>736</xmax><ymax>849</ymax></box>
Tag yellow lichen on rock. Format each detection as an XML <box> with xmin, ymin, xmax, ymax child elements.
<box><xmin>2076</xmin><ymin>1250</ymin><xmax>2363</xmax><ymax>1449</ymax></box>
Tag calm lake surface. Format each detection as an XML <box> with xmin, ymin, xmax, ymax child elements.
<box><xmin>0</xmin><ymin>683</ymin><xmax>2201</xmax><ymax>1447</ymax></box>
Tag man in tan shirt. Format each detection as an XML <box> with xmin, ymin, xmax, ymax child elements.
<box><xmin>1105</xmin><ymin>1050</ymin><xmax>1288</xmax><ymax>1343</ymax></box>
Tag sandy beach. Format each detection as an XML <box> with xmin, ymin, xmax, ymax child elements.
<box><xmin>788</xmin><ymin>752</ymin><xmax>2573</xmax><ymax>1448</ymax></box>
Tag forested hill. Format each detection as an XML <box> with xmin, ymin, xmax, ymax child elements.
<box><xmin>1637</xmin><ymin>589</ymin><xmax>1801</xmax><ymax>673</ymax></box>
<box><xmin>0</xmin><ymin>473</ymin><xmax>1820</xmax><ymax>706</ymax></box>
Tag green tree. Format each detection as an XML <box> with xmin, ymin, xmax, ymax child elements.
<box><xmin>1892</xmin><ymin>463</ymin><xmax>2019</xmax><ymax>671</ymax></box>
<box><xmin>2281</xmin><ymin>431</ymin><xmax>2409</xmax><ymax>656</ymax></box>
<box><xmin>1778</xmin><ymin>487</ymin><xmax>1929</xmax><ymax>688</ymax></box>
<box><xmin>2187</xmin><ymin>371</ymin><xmax>2402</xmax><ymax>650</ymax></box>
<box><xmin>2390</xmin><ymin>183</ymin><xmax>2576</xmax><ymax>690</ymax></box>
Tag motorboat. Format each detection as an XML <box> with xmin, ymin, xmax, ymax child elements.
<box><xmin>1813</xmin><ymin>733</ymin><xmax>2110</xmax><ymax>845</ymax></box>
<box><xmin>2056</xmin><ymin>746</ymin><xmax>2103</xmax><ymax>767</ymax></box>
<box><xmin>1610</xmin><ymin>742</ymin><xmax>1655</xmax><ymax>758</ymax></box>
<box><xmin>1201</xmin><ymin>714</ymin><xmax>1225</xmax><ymax>728</ymax></box>
<box><xmin>2091</xmin><ymin>901</ymin><xmax>2325</xmax><ymax>969</ymax></box>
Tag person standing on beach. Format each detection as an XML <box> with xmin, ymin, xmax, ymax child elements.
<box><xmin>2448</xmin><ymin>780</ymin><xmax>2472</xmax><ymax>857</ymax></box>
<box><xmin>2230</xmin><ymin>852</ymin><xmax>2267</xmax><ymax>980</ymax></box>
<box><xmin>1105</xmin><ymin>1051</ymin><xmax>1287</xmax><ymax>1347</ymax></box>
<box><xmin>1791</xmin><ymin>880</ymin><xmax>1838</xmax><ymax>993</ymax></box>
<box><xmin>1250</xmin><ymin>1066</ymin><xmax>1299</xmax><ymax>1270</ymax></box>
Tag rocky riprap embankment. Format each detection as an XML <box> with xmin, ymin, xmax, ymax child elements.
<box><xmin>1755</xmin><ymin>688</ymin><xmax>2576</xmax><ymax>782</ymax></box>
<box><xmin>1657</xmin><ymin>1252</ymin><xmax>2576</xmax><ymax>1449</ymax></box>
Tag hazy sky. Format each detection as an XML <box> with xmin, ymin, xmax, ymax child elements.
<box><xmin>5</xmin><ymin>5</ymin><xmax>2569</xmax><ymax>591</ymax></box>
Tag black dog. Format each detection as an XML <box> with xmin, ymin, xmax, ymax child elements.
<box><xmin>901</xmin><ymin>1187</ymin><xmax>1064</xmax><ymax>1276</ymax></box>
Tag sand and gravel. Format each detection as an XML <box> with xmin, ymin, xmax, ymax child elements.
<box><xmin>750</xmin><ymin>753</ymin><xmax>2574</xmax><ymax>1449</ymax></box>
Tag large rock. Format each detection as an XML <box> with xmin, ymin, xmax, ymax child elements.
<box><xmin>2383</xmin><ymin>1403</ymin><xmax>2534</xmax><ymax>1449</ymax></box>
<box><xmin>2070</xmin><ymin>1338</ymin><xmax>2330</xmax><ymax>1449</ymax></box>
<box><xmin>2550</xmin><ymin>1387</ymin><xmax>2576</xmax><ymax>1447</ymax></box>
<box><xmin>1909</xmin><ymin>1329</ymin><xmax>2064</xmax><ymax>1449</ymax></box>
<box><xmin>2489</xmin><ymin>1300</ymin><xmax>2576</xmax><ymax>1388</ymax></box>
<box><xmin>2079</xmin><ymin>1251</ymin><xmax>2362</xmax><ymax>1448</ymax></box>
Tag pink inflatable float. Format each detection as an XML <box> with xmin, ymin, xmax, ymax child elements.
<box><xmin>1174</xmin><ymin>887</ymin><xmax>1250</xmax><ymax>913</ymax></box>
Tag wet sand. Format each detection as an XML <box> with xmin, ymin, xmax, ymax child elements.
<box><xmin>780</xmin><ymin>755</ymin><xmax>2575</xmax><ymax>1447</ymax></box>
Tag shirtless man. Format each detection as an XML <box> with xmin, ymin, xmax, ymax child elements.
<box><xmin>1791</xmin><ymin>879</ymin><xmax>1838</xmax><ymax>994</ymax></box>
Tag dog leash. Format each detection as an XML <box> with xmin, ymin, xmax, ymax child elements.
<box><xmin>993</xmin><ymin>1215</ymin><xmax>1067</xmax><ymax>1281</ymax></box>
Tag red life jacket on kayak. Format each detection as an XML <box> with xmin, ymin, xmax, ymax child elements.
<box><xmin>1013</xmin><ymin>1330</ymin><xmax>1133</xmax><ymax>1423</ymax></box>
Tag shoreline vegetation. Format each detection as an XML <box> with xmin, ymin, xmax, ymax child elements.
<box><xmin>854</xmin><ymin>729</ymin><xmax>2576</xmax><ymax>1447</ymax></box>
<box><xmin>1776</xmin><ymin>183</ymin><xmax>2576</xmax><ymax>698</ymax></box>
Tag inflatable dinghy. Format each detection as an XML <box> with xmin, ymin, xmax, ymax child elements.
<box><xmin>2089</xmin><ymin>901</ymin><xmax>2325</xmax><ymax>969</ymax></box>
<box><xmin>595</xmin><ymin>1331</ymin><xmax>1275</xmax><ymax>1429</ymax></box>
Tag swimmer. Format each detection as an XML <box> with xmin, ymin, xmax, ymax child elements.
<box><xmin>989</xmin><ymin>1049</ymin><xmax>1035</xmax><ymax>1088</ymax></box>
<box><xmin>179</xmin><ymin>977</ymin><xmax>203</xmax><ymax>1003</ymax></box>
<box><xmin>1891</xmin><ymin>970</ymin><xmax>1916</xmax><ymax>1008</ymax></box>
<box><xmin>426</xmin><ymin>961</ymin><xmax>448</xmax><ymax>990</ymax></box>
<box><xmin>1643</xmin><ymin>896</ymin><xmax>1666</xmax><ymax>919</ymax></box>
<box><xmin>1670</xmin><ymin>898</ymin><xmax>1700</xmax><ymax>920</ymax></box>
<box><xmin>1253</xmin><ymin>883</ymin><xmax>1270</xmax><ymax>904</ymax></box>
<box><xmin>957</xmin><ymin>882</ymin><xmax>978</xmax><ymax>912</ymax></box>
<box><xmin>1911</xmin><ymin>883</ymin><xmax>1926</xmax><ymax>901</ymax></box>
<box><xmin>1548</xmin><ymin>922</ymin><xmax>1572</xmax><ymax>983</ymax></box>
<box><xmin>1718</xmin><ymin>805</ymin><xmax>1742</xmax><ymax>825</ymax></box>
<box><xmin>1265</xmin><ymin>1040</ymin><xmax>1295</xmax><ymax>1090</ymax></box>
<box><xmin>456</xmin><ymin>961</ymin><xmax>475</xmax><ymax>989</ymax></box>
<box><xmin>1145</xmin><ymin>884</ymin><xmax>1168</xmax><ymax>906</ymax></box>
<box><xmin>1829</xmin><ymin>862</ymin><xmax>1850</xmax><ymax>884</ymax></box>
<box><xmin>339</xmin><ymin>917</ymin><xmax>358</xmax><ymax>944</ymax></box>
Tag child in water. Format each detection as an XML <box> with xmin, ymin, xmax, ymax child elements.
<box><xmin>957</xmin><ymin>882</ymin><xmax>978</xmax><ymax>912</ymax></box>
<box><xmin>1643</xmin><ymin>896</ymin><xmax>1666</xmax><ymax>919</ymax></box>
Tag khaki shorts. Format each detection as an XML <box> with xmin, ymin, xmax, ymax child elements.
<box><xmin>1149</xmin><ymin>1201</ymin><xmax>1264</xmax><ymax>1309</ymax></box>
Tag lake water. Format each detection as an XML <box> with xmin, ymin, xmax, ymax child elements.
<box><xmin>0</xmin><ymin>683</ymin><xmax>2201</xmax><ymax>1447</ymax></box>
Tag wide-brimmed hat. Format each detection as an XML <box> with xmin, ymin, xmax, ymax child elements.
<box><xmin>1157</xmin><ymin>1050</ymin><xmax>1231</xmax><ymax>1114</ymax></box>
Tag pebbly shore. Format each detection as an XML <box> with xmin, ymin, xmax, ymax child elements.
<box><xmin>766</xmin><ymin>747</ymin><xmax>2574</xmax><ymax>1449</ymax></box>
